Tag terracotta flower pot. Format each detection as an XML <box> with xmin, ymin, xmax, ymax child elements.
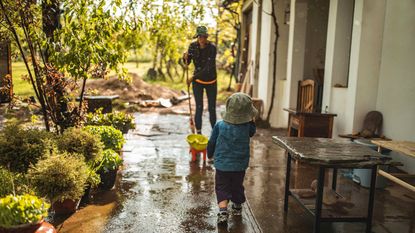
<box><xmin>98</xmin><ymin>168</ymin><xmax>118</xmax><ymax>190</ymax></box>
<box><xmin>0</xmin><ymin>219</ymin><xmax>56</xmax><ymax>233</ymax></box>
<box><xmin>51</xmin><ymin>199</ymin><xmax>80</xmax><ymax>215</ymax></box>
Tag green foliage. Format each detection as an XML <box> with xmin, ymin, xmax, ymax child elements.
<box><xmin>0</xmin><ymin>124</ymin><xmax>54</xmax><ymax>173</ymax></box>
<box><xmin>0</xmin><ymin>167</ymin><xmax>31</xmax><ymax>197</ymax></box>
<box><xmin>97</xmin><ymin>149</ymin><xmax>123</xmax><ymax>173</ymax></box>
<box><xmin>0</xmin><ymin>194</ymin><xmax>49</xmax><ymax>228</ymax></box>
<box><xmin>86</xmin><ymin>167</ymin><xmax>101</xmax><ymax>188</ymax></box>
<box><xmin>56</xmin><ymin>127</ymin><xmax>104</xmax><ymax>163</ymax></box>
<box><xmin>28</xmin><ymin>151</ymin><xmax>89</xmax><ymax>203</ymax></box>
<box><xmin>50</xmin><ymin>0</ymin><xmax>131</xmax><ymax>81</ymax></box>
<box><xmin>85</xmin><ymin>109</ymin><xmax>136</xmax><ymax>133</ymax></box>
<box><xmin>84</xmin><ymin>126</ymin><xmax>125</xmax><ymax>151</ymax></box>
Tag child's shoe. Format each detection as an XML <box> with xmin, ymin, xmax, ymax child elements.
<box><xmin>217</xmin><ymin>211</ymin><xmax>228</xmax><ymax>225</ymax></box>
<box><xmin>231</xmin><ymin>203</ymin><xmax>242</xmax><ymax>216</ymax></box>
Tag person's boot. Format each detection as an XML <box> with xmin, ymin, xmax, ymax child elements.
<box><xmin>217</xmin><ymin>211</ymin><xmax>228</xmax><ymax>225</ymax></box>
<box><xmin>231</xmin><ymin>203</ymin><xmax>242</xmax><ymax>216</ymax></box>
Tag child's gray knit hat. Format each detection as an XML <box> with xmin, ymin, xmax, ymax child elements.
<box><xmin>221</xmin><ymin>92</ymin><xmax>258</xmax><ymax>124</ymax></box>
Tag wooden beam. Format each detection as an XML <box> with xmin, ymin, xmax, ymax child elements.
<box><xmin>388</xmin><ymin>173</ymin><xmax>415</xmax><ymax>178</ymax></box>
<box><xmin>378</xmin><ymin>170</ymin><xmax>415</xmax><ymax>192</ymax></box>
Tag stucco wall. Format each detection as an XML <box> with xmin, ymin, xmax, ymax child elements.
<box><xmin>376</xmin><ymin>0</ymin><xmax>415</xmax><ymax>173</ymax></box>
<box><xmin>255</xmin><ymin>0</ymin><xmax>290</xmax><ymax>127</ymax></box>
<box><xmin>302</xmin><ymin>0</ymin><xmax>329</xmax><ymax>80</ymax></box>
<box><xmin>257</xmin><ymin>0</ymin><xmax>273</xmax><ymax>109</ymax></box>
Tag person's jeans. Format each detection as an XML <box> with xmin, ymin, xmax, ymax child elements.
<box><xmin>192</xmin><ymin>81</ymin><xmax>217</xmax><ymax>132</ymax></box>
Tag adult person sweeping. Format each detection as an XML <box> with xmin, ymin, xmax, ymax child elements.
<box><xmin>183</xmin><ymin>26</ymin><xmax>217</xmax><ymax>134</ymax></box>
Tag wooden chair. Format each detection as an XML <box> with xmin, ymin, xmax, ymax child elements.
<box><xmin>296</xmin><ymin>79</ymin><xmax>316</xmax><ymax>113</ymax></box>
<box><xmin>284</xmin><ymin>79</ymin><xmax>336</xmax><ymax>138</ymax></box>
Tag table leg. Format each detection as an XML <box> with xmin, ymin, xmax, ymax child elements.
<box><xmin>314</xmin><ymin>167</ymin><xmax>325</xmax><ymax>233</ymax></box>
<box><xmin>332</xmin><ymin>168</ymin><xmax>338</xmax><ymax>190</ymax></box>
<box><xmin>366</xmin><ymin>165</ymin><xmax>378</xmax><ymax>233</ymax></box>
<box><xmin>284</xmin><ymin>153</ymin><xmax>292</xmax><ymax>212</ymax></box>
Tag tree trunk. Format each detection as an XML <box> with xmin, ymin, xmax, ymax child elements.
<box><xmin>227</xmin><ymin>63</ymin><xmax>234</xmax><ymax>91</ymax></box>
<box><xmin>78</xmin><ymin>76</ymin><xmax>88</xmax><ymax>114</ymax></box>
<box><xmin>165</xmin><ymin>59</ymin><xmax>174</xmax><ymax>82</ymax></box>
<box><xmin>42</xmin><ymin>0</ymin><xmax>60</xmax><ymax>62</ymax></box>
<box><xmin>152</xmin><ymin>38</ymin><xmax>159</xmax><ymax>69</ymax></box>
<box><xmin>265</xmin><ymin>1</ymin><xmax>280</xmax><ymax>123</ymax></box>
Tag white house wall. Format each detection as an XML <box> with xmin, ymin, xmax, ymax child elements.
<box><xmin>302</xmin><ymin>0</ymin><xmax>329</xmax><ymax>80</ymax></box>
<box><xmin>323</xmin><ymin>0</ymin><xmax>415</xmax><ymax>173</ymax></box>
<box><xmin>323</xmin><ymin>0</ymin><xmax>386</xmax><ymax>134</ymax></box>
<box><xmin>271</xmin><ymin>0</ymin><xmax>290</xmax><ymax>128</ymax></box>
<box><xmin>376</xmin><ymin>0</ymin><xmax>415</xmax><ymax>173</ymax></box>
<box><xmin>257</xmin><ymin>0</ymin><xmax>273</xmax><ymax>111</ymax></box>
<box><xmin>286</xmin><ymin>0</ymin><xmax>308</xmax><ymax>109</ymax></box>
<box><xmin>256</xmin><ymin>0</ymin><xmax>290</xmax><ymax>127</ymax></box>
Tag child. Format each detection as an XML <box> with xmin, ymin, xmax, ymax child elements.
<box><xmin>207</xmin><ymin>92</ymin><xmax>257</xmax><ymax>225</ymax></box>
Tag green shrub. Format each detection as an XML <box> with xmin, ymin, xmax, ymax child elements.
<box><xmin>0</xmin><ymin>167</ymin><xmax>31</xmax><ymax>197</ymax></box>
<box><xmin>86</xmin><ymin>167</ymin><xmax>101</xmax><ymax>188</ymax></box>
<box><xmin>0</xmin><ymin>124</ymin><xmax>54</xmax><ymax>173</ymax></box>
<box><xmin>84</xmin><ymin>126</ymin><xmax>125</xmax><ymax>151</ymax></box>
<box><xmin>0</xmin><ymin>194</ymin><xmax>49</xmax><ymax>228</ymax></box>
<box><xmin>56</xmin><ymin>127</ymin><xmax>103</xmax><ymax>163</ymax></box>
<box><xmin>97</xmin><ymin>149</ymin><xmax>123</xmax><ymax>173</ymax></box>
<box><xmin>85</xmin><ymin>110</ymin><xmax>136</xmax><ymax>133</ymax></box>
<box><xmin>28</xmin><ymin>151</ymin><xmax>89</xmax><ymax>203</ymax></box>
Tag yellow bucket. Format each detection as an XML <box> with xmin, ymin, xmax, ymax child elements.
<box><xmin>186</xmin><ymin>134</ymin><xmax>208</xmax><ymax>151</ymax></box>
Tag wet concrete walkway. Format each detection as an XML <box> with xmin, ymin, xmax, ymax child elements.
<box><xmin>104</xmin><ymin>113</ymin><xmax>260</xmax><ymax>233</ymax></box>
<box><xmin>246</xmin><ymin>130</ymin><xmax>415</xmax><ymax>233</ymax></box>
<box><xmin>55</xmin><ymin>112</ymin><xmax>414</xmax><ymax>233</ymax></box>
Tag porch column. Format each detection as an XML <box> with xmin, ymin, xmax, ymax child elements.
<box><xmin>285</xmin><ymin>0</ymin><xmax>308</xmax><ymax>109</ymax></box>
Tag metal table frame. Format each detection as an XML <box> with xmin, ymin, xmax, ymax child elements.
<box><xmin>284</xmin><ymin>153</ymin><xmax>378</xmax><ymax>233</ymax></box>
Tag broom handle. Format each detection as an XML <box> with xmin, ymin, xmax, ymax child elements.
<box><xmin>185</xmin><ymin>62</ymin><xmax>195</xmax><ymax>134</ymax></box>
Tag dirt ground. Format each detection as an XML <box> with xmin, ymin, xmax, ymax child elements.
<box><xmin>86</xmin><ymin>73</ymin><xmax>180</xmax><ymax>103</ymax></box>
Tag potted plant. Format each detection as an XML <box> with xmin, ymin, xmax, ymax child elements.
<box><xmin>0</xmin><ymin>167</ymin><xmax>31</xmax><ymax>197</ymax></box>
<box><xmin>85</xmin><ymin>109</ymin><xmax>136</xmax><ymax>134</ymax></box>
<box><xmin>0</xmin><ymin>124</ymin><xmax>53</xmax><ymax>173</ymax></box>
<box><xmin>56</xmin><ymin>127</ymin><xmax>103</xmax><ymax>162</ymax></box>
<box><xmin>96</xmin><ymin>149</ymin><xmax>123</xmax><ymax>190</ymax></box>
<box><xmin>56</xmin><ymin>127</ymin><xmax>104</xmax><ymax>204</ymax></box>
<box><xmin>0</xmin><ymin>194</ymin><xmax>56</xmax><ymax>233</ymax></box>
<box><xmin>84</xmin><ymin>125</ymin><xmax>125</xmax><ymax>152</ymax></box>
<box><xmin>28</xmin><ymin>151</ymin><xmax>89</xmax><ymax>214</ymax></box>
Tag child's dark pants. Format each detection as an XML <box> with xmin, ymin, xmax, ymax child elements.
<box><xmin>215</xmin><ymin>169</ymin><xmax>246</xmax><ymax>204</ymax></box>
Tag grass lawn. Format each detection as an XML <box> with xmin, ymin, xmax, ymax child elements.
<box><xmin>12</xmin><ymin>62</ymin><xmax>34</xmax><ymax>98</ymax></box>
<box><xmin>12</xmin><ymin>61</ymin><xmax>234</xmax><ymax>102</ymax></box>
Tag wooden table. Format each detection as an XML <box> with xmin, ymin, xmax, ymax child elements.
<box><xmin>283</xmin><ymin>108</ymin><xmax>337</xmax><ymax>138</ymax></box>
<box><xmin>273</xmin><ymin>136</ymin><xmax>391</xmax><ymax>233</ymax></box>
<box><xmin>371</xmin><ymin>140</ymin><xmax>415</xmax><ymax>192</ymax></box>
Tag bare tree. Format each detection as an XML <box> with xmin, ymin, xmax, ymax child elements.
<box><xmin>264</xmin><ymin>0</ymin><xmax>279</xmax><ymax>124</ymax></box>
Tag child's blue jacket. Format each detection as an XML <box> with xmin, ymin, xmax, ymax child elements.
<box><xmin>207</xmin><ymin>120</ymin><xmax>256</xmax><ymax>171</ymax></box>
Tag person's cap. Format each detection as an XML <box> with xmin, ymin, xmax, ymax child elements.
<box><xmin>194</xmin><ymin>26</ymin><xmax>209</xmax><ymax>38</ymax></box>
<box><xmin>221</xmin><ymin>93</ymin><xmax>258</xmax><ymax>124</ymax></box>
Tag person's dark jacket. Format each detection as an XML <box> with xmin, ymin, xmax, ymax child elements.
<box><xmin>186</xmin><ymin>41</ymin><xmax>217</xmax><ymax>82</ymax></box>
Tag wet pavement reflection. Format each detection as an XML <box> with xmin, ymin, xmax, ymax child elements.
<box><xmin>104</xmin><ymin>113</ymin><xmax>259</xmax><ymax>233</ymax></box>
<box><xmin>54</xmin><ymin>113</ymin><xmax>414</xmax><ymax>233</ymax></box>
<box><xmin>247</xmin><ymin>129</ymin><xmax>415</xmax><ymax>233</ymax></box>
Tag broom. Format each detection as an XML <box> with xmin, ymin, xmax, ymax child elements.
<box><xmin>185</xmin><ymin>62</ymin><xmax>196</xmax><ymax>134</ymax></box>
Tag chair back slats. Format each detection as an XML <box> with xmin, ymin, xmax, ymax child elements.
<box><xmin>296</xmin><ymin>79</ymin><xmax>316</xmax><ymax>113</ymax></box>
